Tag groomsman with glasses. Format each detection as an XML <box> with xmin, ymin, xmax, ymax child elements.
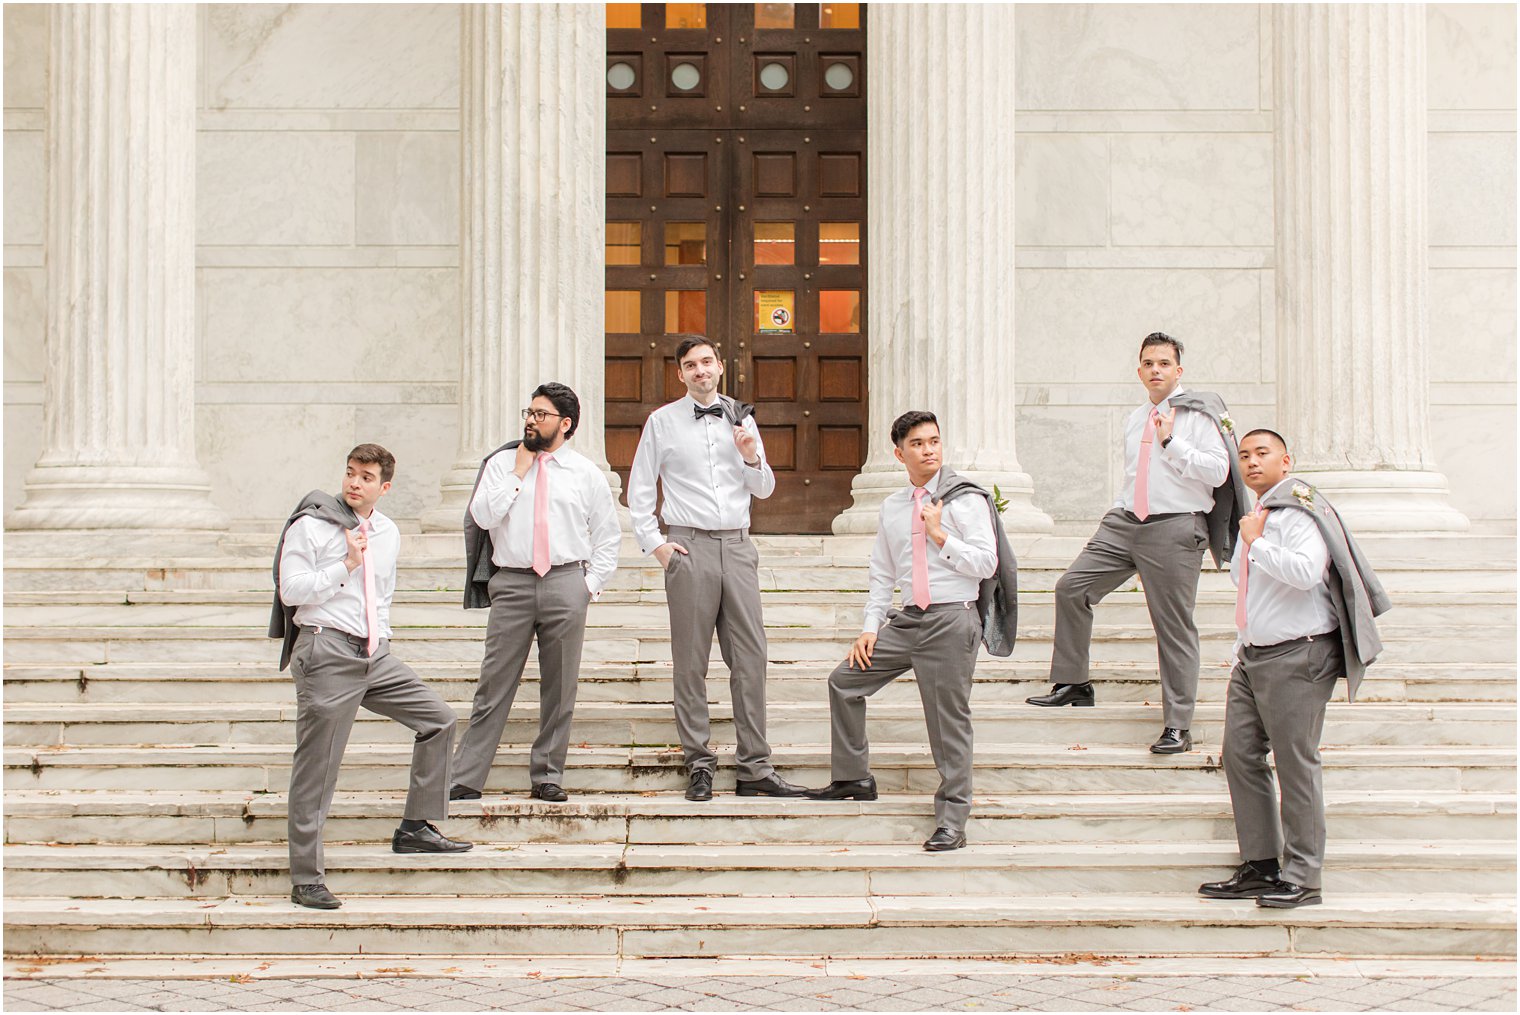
<box><xmin>451</xmin><ymin>382</ymin><xmax>621</xmax><ymax>803</ymax></box>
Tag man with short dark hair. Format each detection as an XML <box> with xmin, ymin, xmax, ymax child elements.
<box><xmin>450</xmin><ymin>382</ymin><xmax>620</xmax><ymax>803</ymax></box>
<box><xmin>626</xmin><ymin>338</ymin><xmax>805</xmax><ymax>800</ymax></box>
<box><xmin>1199</xmin><ymin>428</ymin><xmax>1388</xmax><ymax>908</ymax></box>
<box><xmin>1028</xmin><ymin>333</ymin><xmax>1243</xmax><ymax>754</ymax></box>
<box><xmin>807</xmin><ymin>411</ymin><xmax>1003</xmax><ymax>852</ymax></box>
<box><xmin>273</xmin><ymin>444</ymin><xmax>471</xmax><ymax>910</ymax></box>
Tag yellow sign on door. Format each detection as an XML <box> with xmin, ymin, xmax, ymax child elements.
<box><xmin>755</xmin><ymin>290</ymin><xmax>795</xmax><ymax>334</ymax></box>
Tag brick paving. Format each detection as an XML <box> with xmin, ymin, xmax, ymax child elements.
<box><xmin>5</xmin><ymin>974</ymin><xmax>1517</xmax><ymax>1011</ymax></box>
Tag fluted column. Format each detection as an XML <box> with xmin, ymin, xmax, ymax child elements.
<box><xmin>832</xmin><ymin>4</ymin><xmax>1050</xmax><ymax>534</ymax></box>
<box><xmin>8</xmin><ymin>4</ymin><xmax>226</xmax><ymax>531</ymax></box>
<box><xmin>421</xmin><ymin>3</ymin><xmax>615</xmax><ymax>531</ymax></box>
<box><xmin>1273</xmin><ymin>4</ymin><xmax>1468</xmax><ymax>531</ymax></box>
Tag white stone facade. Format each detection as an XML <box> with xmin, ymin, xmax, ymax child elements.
<box><xmin>4</xmin><ymin>3</ymin><xmax>1514</xmax><ymax>532</ymax></box>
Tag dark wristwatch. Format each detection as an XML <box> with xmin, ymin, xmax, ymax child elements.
<box><xmin>1160</xmin><ymin>436</ymin><xmax>1173</xmax><ymax>448</ymax></box>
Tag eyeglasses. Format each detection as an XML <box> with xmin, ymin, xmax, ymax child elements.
<box><xmin>521</xmin><ymin>408</ymin><xmax>566</xmax><ymax>424</ymax></box>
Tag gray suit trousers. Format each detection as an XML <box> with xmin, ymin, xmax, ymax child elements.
<box><xmin>827</xmin><ymin>603</ymin><xmax>981</xmax><ymax>832</ymax></box>
<box><xmin>662</xmin><ymin>526</ymin><xmax>774</xmax><ymax>782</ymax></box>
<box><xmin>1223</xmin><ymin>634</ymin><xmax>1343</xmax><ymax>887</ymax></box>
<box><xmin>452</xmin><ymin>564</ymin><xmax>591</xmax><ymax>792</ymax></box>
<box><xmin>287</xmin><ymin>627</ymin><xmax>456</xmax><ymax>886</ymax></box>
<box><xmin>1050</xmin><ymin>509</ymin><xmax>1208</xmax><ymax>728</ymax></box>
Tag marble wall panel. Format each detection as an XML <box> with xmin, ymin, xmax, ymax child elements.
<box><xmin>197</xmin><ymin>132</ymin><xmax>356</xmax><ymax>246</ymax></box>
<box><xmin>1429</xmin><ymin>268</ymin><xmax>1517</xmax><ymax>385</ymax></box>
<box><xmin>1015</xmin><ymin>4</ymin><xmax>1259</xmax><ymax>112</ymax></box>
<box><xmin>4</xmin><ymin>403</ymin><xmax>42</xmax><ymax>515</ymax></box>
<box><xmin>1110</xmin><ymin>134</ymin><xmax>1273</xmax><ymax>247</ymax></box>
<box><xmin>202</xmin><ymin>4</ymin><xmax>459</xmax><ymax>110</ymax></box>
<box><xmin>4</xmin><ymin>130</ymin><xmax>44</xmax><ymax>245</ymax></box>
<box><xmin>1014</xmin><ymin>269</ymin><xmax>1262</xmax><ymax>386</ymax></box>
<box><xmin>1429</xmin><ymin>133</ymin><xmax>1518</xmax><ymax>247</ymax></box>
<box><xmin>353</xmin><ymin>403</ymin><xmax>458</xmax><ymax>522</ymax></box>
<box><xmin>1428</xmin><ymin>4</ymin><xmax>1518</xmax><ymax>110</ymax></box>
<box><xmin>355</xmin><ymin>132</ymin><xmax>459</xmax><ymax>246</ymax></box>
<box><xmin>1015</xmin><ymin>135</ymin><xmax>1108</xmax><ymax>247</ymax></box>
<box><xmin>3</xmin><ymin>267</ymin><xmax>44</xmax><ymax>382</ymax></box>
<box><xmin>198</xmin><ymin>268</ymin><xmax>458</xmax><ymax>384</ymax></box>
<box><xmin>197</xmin><ymin>403</ymin><xmax>358</xmax><ymax>522</ymax></box>
<box><xmin>3</xmin><ymin>4</ymin><xmax>46</xmax><ymax>109</ymax></box>
<box><xmin>1431</xmin><ymin>404</ymin><xmax>1516</xmax><ymax>522</ymax></box>
<box><xmin>1013</xmin><ymin>408</ymin><xmax>1112</xmax><ymax>522</ymax></box>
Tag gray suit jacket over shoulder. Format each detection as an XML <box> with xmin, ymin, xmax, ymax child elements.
<box><xmin>1258</xmin><ymin>481</ymin><xmax>1392</xmax><ymax>701</ymax></box>
<box><xmin>933</xmin><ymin>467</ymin><xmax>1020</xmax><ymax>657</ymax></box>
<box><xmin>463</xmin><ymin>440</ymin><xmax>521</xmax><ymax>610</ymax></box>
<box><xmin>269</xmin><ymin>490</ymin><xmax>360</xmax><ymax>671</ymax></box>
<box><xmin>1168</xmin><ymin>390</ymin><xmax>1251</xmax><ymax>568</ymax></box>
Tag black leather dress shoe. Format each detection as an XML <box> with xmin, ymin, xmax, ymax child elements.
<box><xmin>736</xmin><ymin>773</ymin><xmax>807</xmax><ymax>797</ymax></box>
<box><xmin>1149</xmin><ymin>727</ymin><xmax>1192</xmax><ymax>754</ymax></box>
<box><xmin>685</xmin><ymin>769</ymin><xmax>714</xmax><ymax>801</ymax></box>
<box><xmin>1026</xmin><ymin>683</ymin><xmax>1095</xmax><ymax>707</ymax></box>
<box><xmin>804</xmin><ymin>776</ymin><xmax>878</xmax><ymax>801</ymax></box>
<box><xmin>291</xmin><ymin>883</ymin><xmax>341</xmax><ymax>910</ymax></box>
<box><xmin>923</xmin><ymin>827</ymin><xmax>967</xmax><ymax>851</ymax></box>
<box><xmin>1199</xmin><ymin>862</ymin><xmax>1283</xmax><ymax>899</ymax></box>
<box><xmin>448</xmin><ymin>784</ymin><xmax>481</xmax><ymax>801</ymax></box>
<box><xmin>1257</xmin><ymin>881</ymin><xmax>1322</xmax><ymax>908</ymax></box>
<box><xmin>391</xmin><ymin>823</ymin><xmax>473</xmax><ymax>854</ymax></box>
<box><xmin>530</xmin><ymin>783</ymin><xmax>568</xmax><ymax>802</ymax></box>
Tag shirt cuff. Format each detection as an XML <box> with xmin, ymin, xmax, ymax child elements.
<box><xmin>938</xmin><ymin>532</ymin><xmax>969</xmax><ymax>566</ymax></box>
<box><xmin>328</xmin><ymin>558</ymin><xmax>353</xmax><ymax>590</ymax></box>
<box><xmin>1247</xmin><ymin>536</ymin><xmax>1275</xmax><ymax>564</ymax></box>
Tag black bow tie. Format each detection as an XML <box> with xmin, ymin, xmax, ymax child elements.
<box><xmin>694</xmin><ymin>404</ymin><xmax>724</xmax><ymax>420</ymax></box>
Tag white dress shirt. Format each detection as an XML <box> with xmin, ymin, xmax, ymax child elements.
<box><xmin>627</xmin><ymin>394</ymin><xmax>777</xmax><ymax>554</ymax></box>
<box><xmin>470</xmin><ymin>444</ymin><xmax>621</xmax><ymax>597</ymax></box>
<box><xmin>279</xmin><ymin>508</ymin><xmax>398</xmax><ymax>640</ymax></box>
<box><xmin>1230</xmin><ymin>478</ymin><xmax>1337</xmax><ymax>649</ymax></box>
<box><xmin>1115</xmin><ymin>387</ymin><xmax>1231</xmax><ymax>515</ymax></box>
<box><xmin>861</xmin><ymin>471</ymin><xmax>999</xmax><ymax>634</ymax></box>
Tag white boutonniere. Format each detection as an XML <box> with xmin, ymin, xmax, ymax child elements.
<box><xmin>1291</xmin><ymin>482</ymin><xmax>1314</xmax><ymax>509</ymax></box>
<box><xmin>1218</xmin><ymin>413</ymin><xmax>1235</xmax><ymax>435</ymax></box>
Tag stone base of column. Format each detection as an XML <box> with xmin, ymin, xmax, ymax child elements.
<box><xmin>832</xmin><ymin>467</ymin><xmax>1054</xmax><ymax>534</ymax></box>
<box><xmin>1297</xmin><ymin>469</ymin><xmax>1471</xmax><ymax>533</ymax></box>
<box><xmin>6</xmin><ymin>463</ymin><xmax>227</xmax><ymax>531</ymax></box>
<box><xmin>420</xmin><ymin>460</ymin><xmax>628</xmax><ymax>533</ymax></box>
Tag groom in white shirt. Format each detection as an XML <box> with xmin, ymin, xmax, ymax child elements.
<box><xmin>626</xmin><ymin>337</ymin><xmax>805</xmax><ymax>801</ymax></box>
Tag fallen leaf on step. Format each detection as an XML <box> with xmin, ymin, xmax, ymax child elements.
<box><xmin>1068</xmin><ymin>744</ymin><xmax>1087</xmax><ymax>751</ymax></box>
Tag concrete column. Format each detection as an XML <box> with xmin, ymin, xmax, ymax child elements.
<box><xmin>8</xmin><ymin>4</ymin><xmax>226</xmax><ymax>532</ymax></box>
<box><xmin>421</xmin><ymin>3</ymin><xmax>615</xmax><ymax>532</ymax></box>
<box><xmin>832</xmin><ymin>3</ymin><xmax>1050</xmax><ymax>534</ymax></box>
<box><xmin>1273</xmin><ymin>3</ymin><xmax>1469</xmax><ymax>531</ymax></box>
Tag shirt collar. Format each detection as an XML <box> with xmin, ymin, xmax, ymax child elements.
<box><xmin>1261</xmin><ymin>476</ymin><xmax>1295</xmax><ymax>502</ymax></box>
<box><xmin>907</xmin><ymin>469</ymin><xmax>942</xmax><ymax>498</ymax></box>
<box><xmin>1147</xmin><ymin>386</ymin><xmax>1185</xmax><ymax>412</ymax></box>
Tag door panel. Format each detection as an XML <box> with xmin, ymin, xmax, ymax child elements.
<box><xmin>606</xmin><ymin>4</ymin><xmax>867</xmax><ymax>532</ymax></box>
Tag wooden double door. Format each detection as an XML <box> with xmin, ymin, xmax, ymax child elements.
<box><xmin>604</xmin><ymin>3</ymin><xmax>867</xmax><ymax>533</ymax></box>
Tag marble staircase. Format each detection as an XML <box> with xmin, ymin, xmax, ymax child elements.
<box><xmin>3</xmin><ymin>533</ymin><xmax>1515</xmax><ymax>962</ymax></box>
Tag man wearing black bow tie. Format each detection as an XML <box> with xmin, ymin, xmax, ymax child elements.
<box><xmin>627</xmin><ymin>337</ymin><xmax>806</xmax><ymax>801</ymax></box>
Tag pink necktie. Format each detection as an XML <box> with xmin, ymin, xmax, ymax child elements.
<box><xmin>910</xmin><ymin>487</ymin><xmax>931</xmax><ymax>610</ymax></box>
<box><xmin>1134</xmin><ymin>407</ymin><xmax>1159</xmax><ymax>521</ymax></box>
<box><xmin>532</xmin><ymin>452</ymin><xmax>554</xmax><ymax>577</ymax></box>
<box><xmin>359</xmin><ymin>519</ymin><xmax>379</xmax><ymax>657</ymax></box>
<box><xmin>1235</xmin><ymin>504</ymin><xmax>1268</xmax><ymax>632</ymax></box>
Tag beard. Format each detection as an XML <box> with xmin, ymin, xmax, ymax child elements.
<box><xmin>522</xmin><ymin>428</ymin><xmax>553</xmax><ymax>452</ymax></box>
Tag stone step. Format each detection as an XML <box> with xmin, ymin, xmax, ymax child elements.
<box><xmin>7</xmin><ymin>555</ymin><xmax>1514</xmax><ymax>595</ymax></box>
<box><xmin>5</xmin><ymin>702</ymin><xmax>1511</xmax><ymax>750</ymax></box>
<box><xmin>4</xmin><ymin>624</ymin><xmax>1506</xmax><ymax>669</ymax></box>
<box><xmin>3</xmin><ymin>893</ymin><xmax>1512</xmax><ymax>959</ymax></box>
<box><xmin>4</xmin><ymin>592</ymin><xmax>1512</xmax><ymax>631</ymax></box>
<box><xmin>7</xmin><ymin>841</ymin><xmax>1512</xmax><ymax>899</ymax></box>
<box><xmin>6</xmin><ymin>660</ymin><xmax>1512</xmax><ymax>705</ymax></box>
<box><xmin>9</xmin><ymin>791</ymin><xmax>1510</xmax><ymax>845</ymax></box>
<box><xmin>6</xmin><ymin>743</ymin><xmax>1513</xmax><ymax>795</ymax></box>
